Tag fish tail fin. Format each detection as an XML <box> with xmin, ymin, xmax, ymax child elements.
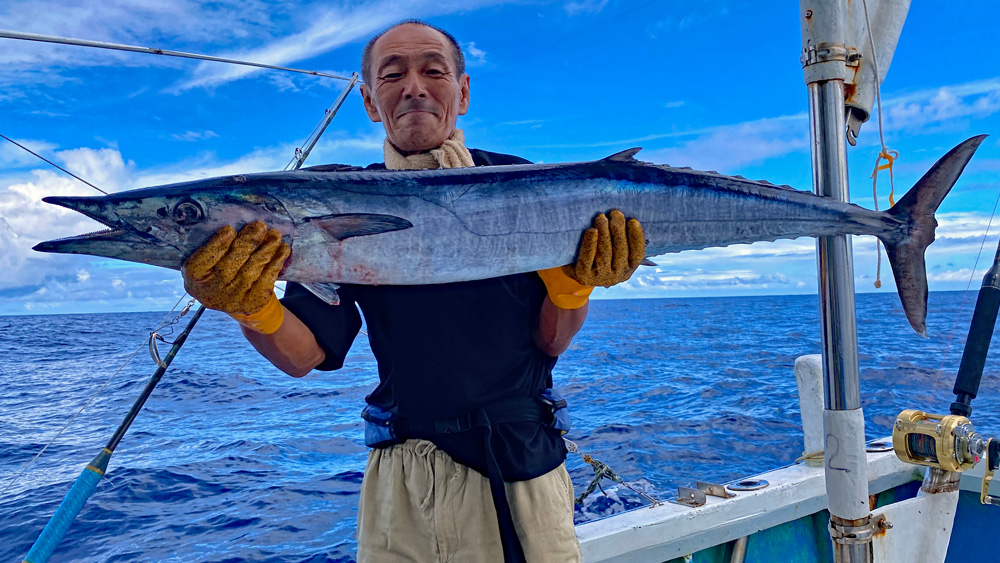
<box><xmin>879</xmin><ymin>135</ymin><xmax>987</xmax><ymax>335</ymax></box>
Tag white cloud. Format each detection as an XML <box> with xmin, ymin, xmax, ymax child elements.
<box><xmin>881</xmin><ymin>80</ymin><xmax>1000</xmax><ymax>134</ymax></box>
<box><xmin>531</xmin><ymin>113</ymin><xmax>809</xmax><ymax>161</ymax></box>
<box><xmin>0</xmin><ymin>0</ymin><xmax>278</xmax><ymax>92</ymax></box>
<box><xmin>502</xmin><ymin>119</ymin><xmax>547</xmax><ymax>126</ymax></box>
<box><xmin>2</xmin><ymin>1</ymin><xmax>510</xmax><ymax>93</ymax></box>
<box><xmin>134</xmin><ymin>128</ymin><xmax>384</xmax><ymax>188</ymax></box>
<box><xmin>464</xmin><ymin>42</ymin><xmax>487</xmax><ymax>67</ymax></box>
<box><xmin>628</xmin><ymin>268</ymin><xmax>792</xmax><ymax>291</ymax></box>
<box><xmin>564</xmin><ymin>0</ymin><xmax>609</xmax><ymax>16</ymax></box>
<box><xmin>173</xmin><ymin>0</ymin><xmax>509</xmax><ymax>91</ymax></box>
<box><xmin>0</xmin><ymin>138</ymin><xmax>59</xmax><ymax>167</ymax></box>
<box><xmin>927</xmin><ymin>268</ymin><xmax>991</xmax><ymax>283</ymax></box>
<box><xmin>170</xmin><ymin>130</ymin><xmax>219</xmax><ymax>142</ymax></box>
<box><xmin>533</xmin><ymin>77</ymin><xmax>1000</xmax><ymax>170</ymax></box>
<box><xmin>0</xmin><ymin>147</ymin><xmax>131</xmax><ymax>292</ymax></box>
<box><xmin>0</xmin><ymin>127</ymin><xmax>385</xmax><ymax>312</ymax></box>
<box><xmin>642</xmin><ymin>115</ymin><xmax>809</xmax><ymax>173</ymax></box>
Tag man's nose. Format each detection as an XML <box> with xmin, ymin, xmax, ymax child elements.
<box><xmin>401</xmin><ymin>73</ymin><xmax>427</xmax><ymax>99</ymax></box>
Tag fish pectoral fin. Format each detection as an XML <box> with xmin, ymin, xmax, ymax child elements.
<box><xmin>600</xmin><ymin>148</ymin><xmax>643</xmax><ymax>163</ymax></box>
<box><xmin>301</xmin><ymin>283</ymin><xmax>341</xmax><ymax>306</ymax></box>
<box><xmin>303</xmin><ymin>212</ymin><xmax>413</xmax><ymax>241</ymax></box>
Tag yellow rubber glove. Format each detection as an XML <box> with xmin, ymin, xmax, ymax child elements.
<box><xmin>181</xmin><ymin>222</ymin><xmax>291</xmax><ymax>334</ymax></box>
<box><xmin>538</xmin><ymin>210</ymin><xmax>645</xmax><ymax>309</ymax></box>
<box><xmin>537</xmin><ymin>267</ymin><xmax>594</xmax><ymax>310</ymax></box>
<box><xmin>568</xmin><ymin>209</ymin><xmax>645</xmax><ymax>287</ymax></box>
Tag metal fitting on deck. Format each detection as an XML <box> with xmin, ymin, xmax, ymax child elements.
<box><xmin>829</xmin><ymin>514</ymin><xmax>890</xmax><ymax>545</ymax></box>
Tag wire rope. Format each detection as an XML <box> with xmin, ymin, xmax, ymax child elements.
<box><xmin>1</xmin><ymin>294</ymin><xmax>191</xmax><ymax>497</ymax></box>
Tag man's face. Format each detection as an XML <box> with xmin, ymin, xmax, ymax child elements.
<box><xmin>360</xmin><ymin>24</ymin><xmax>470</xmax><ymax>152</ymax></box>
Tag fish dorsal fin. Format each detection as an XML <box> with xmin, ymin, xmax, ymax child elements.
<box><xmin>303</xmin><ymin>212</ymin><xmax>413</xmax><ymax>241</ymax></box>
<box><xmin>601</xmin><ymin>148</ymin><xmax>643</xmax><ymax>162</ymax></box>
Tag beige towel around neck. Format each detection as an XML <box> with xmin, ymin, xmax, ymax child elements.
<box><xmin>383</xmin><ymin>129</ymin><xmax>475</xmax><ymax>170</ymax></box>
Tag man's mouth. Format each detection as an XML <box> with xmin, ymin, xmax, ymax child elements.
<box><xmin>398</xmin><ymin>110</ymin><xmax>436</xmax><ymax>118</ymax></box>
<box><xmin>395</xmin><ymin>103</ymin><xmax>439</xmax><ymax>119</ymax></box>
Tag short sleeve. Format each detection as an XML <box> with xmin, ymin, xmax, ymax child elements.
<box><xmin>280</xmin><ymin>282</ymin><xmax>363</xmax><ymax>371</ymax></box>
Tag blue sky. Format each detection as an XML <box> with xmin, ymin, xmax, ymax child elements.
<box><xmin>1</xmin><ymin>0</ymin><xmax>999</xmax><ymax>315</ymax></box>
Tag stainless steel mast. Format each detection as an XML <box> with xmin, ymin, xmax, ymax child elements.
<box><xmin>800</xmin><ymin>2</ymin><xmax>872</xmax><ymax>561</ymax></box>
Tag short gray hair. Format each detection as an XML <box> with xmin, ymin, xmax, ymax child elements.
<box><xmin>360</xmin><ymin>19</ymin><xmax>465</xmax><ymax>85</ymax></box>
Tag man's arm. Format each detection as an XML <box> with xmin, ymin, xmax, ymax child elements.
<box><xmin>180</xmin><ymin>222</ymin><xmax>330</xmax><ymax>377</ymax></box>
<box><xmin>535</xmin><ymin>209</ymin><xmax>646</xmax><ymax>357</ymax></box>
<box><xmin>534</xmin><ymin>297</ymin><xmax>587</xmax><ymax>357</ymax></box>
<box><xmin>241</xmin><ymin>306</ymin><xmax>326</xmax><ymax>377</ymax></box>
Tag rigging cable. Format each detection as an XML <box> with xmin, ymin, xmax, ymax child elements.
<box><xmin>0</xmin><ymin>134</ymin><xmax>107</xmax><ymax>195</ymax></box>
<box><xmin>0</xmin><ymin>30</ymin><xmax>354</xmax><ymax>83</ymax></box>
<box><xmin>0</xmin><ymin>294</ymin><xmax>192</xmax><ymax>497</ymax></box>
<box><xmin>0</xmin><ymin>131</ymin><xmax>189</xmax><ymax>497</ymax></box>
<box><xmin>935</xmin><ymin>191</ymin><xmax>1000</xmax><ymax>383</ymax></box>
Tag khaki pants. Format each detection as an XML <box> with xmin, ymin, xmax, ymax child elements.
<box><xmin>357</xmin><ymin>439</ymin><xmax>582</xmax><ymax>563</ymax></box>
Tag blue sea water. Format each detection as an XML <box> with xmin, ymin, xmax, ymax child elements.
<box><xmin>2</xmin><ymin>291</ymin><xmax>1000</xmax><ymax>562</ymax></box>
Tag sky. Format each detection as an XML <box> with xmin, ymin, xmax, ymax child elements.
<box><xmin>1</xmin><ymin>0</ymin><xmax>999</xmax><ymax>315</ymax></box>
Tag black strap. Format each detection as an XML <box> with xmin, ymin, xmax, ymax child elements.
<box><xmin>392</xmin><ymin>398</ymin><xmax>547</xmax><ymax>437</ymax></box>
<box><xmin>475</xmin><ymin>408</ymin><xmax>527</xmax><ymax>563</ymax></box>
<box><xmin>391</xmin><ymin>398</ymin><xmax>545</xmax><ymax>563</ymax></box>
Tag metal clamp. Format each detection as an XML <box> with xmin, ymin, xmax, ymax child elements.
<box><xmin>670</xmin><ymin>481</ymin><xmax>735</xmax><ymax>508</ymax></box>
<box><xmin>829</xmin><ymin>514</ymin><xmax>891</xmax><ymax>545</ymax></box>
<box><xmin>982</xmin><ymin>438</ymin><xmax>1000</xmax><ymax>506</ymax></box>
<box><xmin>800</xmin><ymin>41</ymin><xmax>849</xmax><ymax>67</ymax></box>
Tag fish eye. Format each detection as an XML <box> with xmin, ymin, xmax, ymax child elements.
<box><xmin>172</xmin><ymin>200</ymin><xmax>205</xmax><ymax>225</ymax></box>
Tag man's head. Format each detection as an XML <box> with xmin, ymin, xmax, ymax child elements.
<box><xmin>359</xmin><ymin>20</ymin><xmax>470</xmax><ymax>153</ymax></box>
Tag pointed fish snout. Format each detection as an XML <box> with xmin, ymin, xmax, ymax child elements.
<box><xmin>41</xmin><ymin>195</ymin><xmax>121</xmax><ymax>227</ymax></box>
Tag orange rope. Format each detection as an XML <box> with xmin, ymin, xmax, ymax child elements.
<box><xmin>871</xmin><ymin>147</ymin><xmax>899</xmax><ymax>289</ymax></box>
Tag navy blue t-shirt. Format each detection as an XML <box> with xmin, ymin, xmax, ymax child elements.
<box><xmin>281</xmin><ymin>149</ymin><xmax>567</xmax><ymax>481</ymax></box>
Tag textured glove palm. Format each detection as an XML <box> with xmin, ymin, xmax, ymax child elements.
<box><xmin>181</xmin><ymin>222</ymin><xmax>290</xmax><ymax>333</ymax></box>
<box><xmin>538</xmin><ymin>210</ymin><xmax>645</xmax><ymax>309</ymax></box>
<box><xmin>567</xmin><ymin>209</ymin><xmax>645</xmax><ymax>287</ymax></box>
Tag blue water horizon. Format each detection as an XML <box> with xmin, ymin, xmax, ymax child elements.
<box><xmin>2</xmin><ymin>290</ymin><xmax>999</xmax><ymax>562</ymax></box>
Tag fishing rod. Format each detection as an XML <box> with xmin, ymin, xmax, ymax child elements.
<box><xmin>6</xmin><ymin>25</ymin><xmax>359</xmax><ymax>560</ymax></box>
<box><xmin>22</xmin><ymin>303</ymin><xmax>205</xmax><ymax>563</ymax></box>
<box><xmin>0</xmin><ymin>30</ymin><xmax>356</xmax><ymax>82</ymax></box>
<box><xmin>891</xmin><ymin>236</ymin><xmax>1000</xmax><ymax>504</ymax></box>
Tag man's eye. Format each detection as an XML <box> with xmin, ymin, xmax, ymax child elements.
<box><xmin>426</xmin><ymin>69</ymin><xmax>444</xmax><ymax>76</ymax></box>
<box><xmin>381</xmin><ymin>72</ymin><xmax>403</xmax><ymax>80</ymax></box>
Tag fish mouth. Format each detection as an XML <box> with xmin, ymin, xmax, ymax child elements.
<box><xmin>32</xmin><ymin>195</ymin><xmax>175</xmax><ymax>257</ymax></box>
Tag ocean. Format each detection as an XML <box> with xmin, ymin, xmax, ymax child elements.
<box><xmin>2</xmin><ymin>290</ymin><xmax>999</xmax><ymax>562</ymax></box>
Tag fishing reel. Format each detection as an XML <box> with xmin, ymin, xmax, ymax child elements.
<box><xmin>891</xmin><ymin>411</ymin><xmax>1000</xmax><ymax>506</ymax></box>
<box><xmin>891</xmin><ymin>238</ymin><xmax>1000</xmax><ymax>506</ymax></box>
<box><xmin>891</xmin><ymin>410</ymin><xmax>986</xmax><ymax>472</ymax></box>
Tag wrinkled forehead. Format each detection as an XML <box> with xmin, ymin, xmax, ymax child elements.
<box><xmin>372</xmin><ymin>24</ymin><xmax>456</xmax><ymax>71</ymax></box>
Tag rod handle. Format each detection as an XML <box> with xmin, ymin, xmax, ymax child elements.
<box><xmin>952</xmin><ymin>285</ymin><xmax>1000</xmax><ymax>415</ymax></box>
<box><xmin>22</xmin><ymin>466</ymin><xmax>103</xmax><ymax>563</ymax></box>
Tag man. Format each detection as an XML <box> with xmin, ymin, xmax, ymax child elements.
<box><xmin>181</xmin><ymin>20</ymin><xmax>644</xmax><ymax>563</ymax></box>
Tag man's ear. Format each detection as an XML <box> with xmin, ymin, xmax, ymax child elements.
<box><xmin>360</xmin><ymin>84</ymin><xmax>382</xmax><ymax>123</ymax></box>
<box><xmin>457</xmin><ymin>74</ymin><xmax>470</xmax><ymax>116</ymax></box>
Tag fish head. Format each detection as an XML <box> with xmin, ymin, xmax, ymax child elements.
<box><xmin>33</xmin><ymin>179</ymin><xmax>294</xmax><ymax>271</ymax></box>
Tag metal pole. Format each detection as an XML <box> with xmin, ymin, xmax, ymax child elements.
<box><xmin>800</xmin><ymin>2</ymin><xmax>872</xmax><ymax>562</ymax></box>
<box><xmin>810</xmin><ymin>80</ymin><xmax>861</xmax><ymax>412</ymax></box>
<box><xmin>287</xmin><ymin>73</ymin><xmax>360</xmax><ymax>171</ymax></box>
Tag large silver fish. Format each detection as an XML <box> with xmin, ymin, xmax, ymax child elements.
<box><xmin>34</xmin><ymin>136</ymin><xmax>986</xmax><ymax>334</ymax></box>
